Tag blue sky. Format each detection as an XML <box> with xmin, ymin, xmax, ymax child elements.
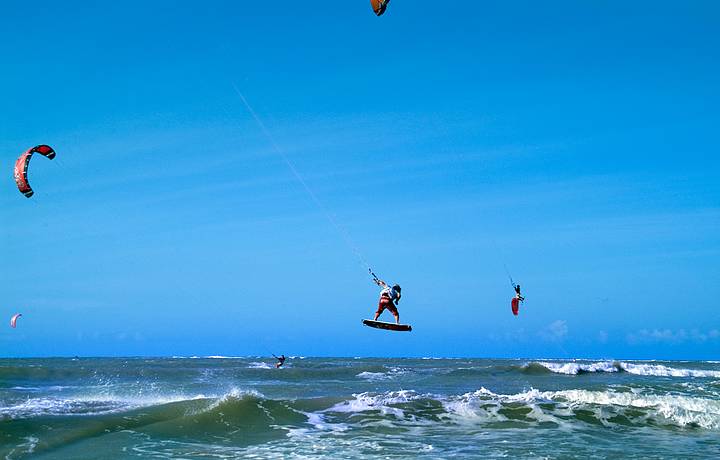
<box><xmin>1</xmin><ymin>1</ymin><xmax>718</xmax><ymax>359</ymax></box>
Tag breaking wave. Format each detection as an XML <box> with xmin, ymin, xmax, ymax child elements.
<box><xmin>2</xmin><ymin>384</ymin><xmax>719</xmax><ymax>459</ymax></box>
<box><xmin>527</xmin><ymin>361</ymin><xmax>720</xmax><ymax>378</ymax></box>
<box><xmin>445</xmin><ymin>387</ymin><xmax>718</xmax><ymax>430</ymax></box>
<box><xmin>315</xmin><ymin>387</ymin><xmax>720</xmax><ymax>431</ymax></box>
<box><xmin>4</xmin><ymin>386</ymin><xmax>717</xmax><ymax>431</ymax></box>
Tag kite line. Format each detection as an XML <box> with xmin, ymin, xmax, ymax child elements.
<box><xmin>232</xmin><ymin>84</ymin><xmax>373</xmax><ymax>275</ymax></box>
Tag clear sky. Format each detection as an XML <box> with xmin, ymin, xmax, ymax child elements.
<box><xmin>1</xmin><ymin>1</ymin><xmax>718</xmax><ymax>359</ymax></box>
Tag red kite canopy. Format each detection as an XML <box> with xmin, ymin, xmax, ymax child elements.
<box><xmin>10</xmin><ymin>313</ymin><xmax>22</xmax><ymax>328</ymax></box>
<box><xmin>14</xmin><ymin>145</ymin><xmax>56</xmax><ymax>198</ymax></box>
<box><xmin>370</xmin><ymin>0</ymin><xmax>390</xmax><ymax>16</ymax></box>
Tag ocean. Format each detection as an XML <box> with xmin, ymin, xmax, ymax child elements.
<box><xmin>1</xmin><ymin>357</ymin><xmax>719</xmax><ymax>458</ymax></box>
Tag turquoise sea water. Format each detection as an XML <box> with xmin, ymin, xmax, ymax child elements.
<box><xmin>1</xmin><ymin>357</ymin><xmax>719</xmax><ymax>458</ymax></box>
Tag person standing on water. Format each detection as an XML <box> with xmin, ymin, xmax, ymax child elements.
<box><xmin>274</xmin><ymin>354</ymin><xmax>286</xmax><ymax>368</ymax></box>
<box><xmin>372</xmin><ymin>276</ymin><xmax>402</xmax><ymax>324</ymax></box>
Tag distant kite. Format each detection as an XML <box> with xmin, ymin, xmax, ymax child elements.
<box><xmin>14</xmin><ymin>145</ymin><xmax>56</xmax><ymax>198</ymax></box>
<box><xmin>370</xmin><ymin>0</ymin><xmax>390</xmax><ymax>16</ymax></box>
<box><xmin>10</xmin><ymin>313</ymin><xmax>22</xmax><ymax>328</ymax></box>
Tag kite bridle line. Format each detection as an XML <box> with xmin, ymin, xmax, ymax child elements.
<box><xmin>503</xmin><ymin>263</ymin><xmax>516</xmax><ymax>289</ymax></box>
<box><xmin>232</xmin><ymin>85</ymin><xmax>373</xmax><ymax>276</ymax></box>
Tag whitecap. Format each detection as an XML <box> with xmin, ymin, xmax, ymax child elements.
<box><xmin>247</xmin><ymin>362</ymin><xmax>273</xmax><ymax>369</ymax></box>
<box><xmin>356</xmin><ymin>367</ymin><xmax>407</xmax><ymax>381</ymax></box>
<box><xmin>324</xmin><ymin>390</ymin><xmax>422</xmax><ymax>419</ymax></box>
<box><xmin>533</xmin><ymin>361</ymin><xmax>620</xmax><ymax>375</ymax></box>
<box><xmin>621</xmin><ymin>363</ymin><xmax>720</xmax><ymax>378</ymax></box>
<box><xmin>530</xmin><ymin>360</ymin><xmax>720</xmax><ymax>378</ymax></box>
<box><xmin>444</xmin><ymin>386</ymin><xmax>720</xmax><ymax>430</ymax></box>
<box><xmin>0</xmin><ymin>392</ymin><xmax>208</xmax><ymax>420</ymax></box>
<box><xmin>356</xmin><ymin>371</ymin><xmax>390</xmax><ymax>381</ymax></box>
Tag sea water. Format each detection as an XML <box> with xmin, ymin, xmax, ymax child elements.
<box><xmin>1</xmin><ymin>357</ymin><xmax>719</xmax><ymax>458</ymax></box>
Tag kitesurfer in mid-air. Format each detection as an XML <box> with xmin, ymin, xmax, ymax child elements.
<box><xmin>373</xmin><ymin>277</ymin><xmax>402</xmax><ymax>324</ymax></box>
<box><xmin>511</xmin><ymin>283</ymin><xmax>525</xmax><ymax>316</ymax></box>
<box><xmin>275</xmin><ymin>354</ymin><xmax>286</xmax><ymax>368</ymax></box>
<box><xmin>514</xmin><ymin>284</ymin><xmax>525</xmax><ymax>303</ymax></box>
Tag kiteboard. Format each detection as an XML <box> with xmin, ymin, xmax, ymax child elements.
<box><xmin>362</xmin><ymin>319</ymin><xmax>412</xmax><ymax>332</ymax></box>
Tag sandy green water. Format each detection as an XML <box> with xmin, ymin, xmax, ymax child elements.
<box><xmin>1</xmin><ymin>357</ymin><xmax>719</xmax><ymax>458</ymax></box>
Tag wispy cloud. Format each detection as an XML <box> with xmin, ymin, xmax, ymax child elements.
<box><xmin>627</xmin><ymin>328</ymin><xmax>720</xmax><ymax>345</ymax></box>
<box><xmin>538</xmin><ymin>320</ymin><xmax>568</xmax><ymax>342</ymax></box>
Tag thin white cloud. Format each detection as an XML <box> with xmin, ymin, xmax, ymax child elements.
<box><xmin>627</xmin><ymin>328</ymin><xmax>720</xmax><ymax>345</ymax></box>
<box><xmin>539</xmin><ymin>320</ymin><xmax>568</xmax><ymax>342</ymax></box>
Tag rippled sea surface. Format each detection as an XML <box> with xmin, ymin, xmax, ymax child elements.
<box><xmin>1</xmin><ymin>357</ymin><xmax>719</xmax><ymax>458</ymax></box>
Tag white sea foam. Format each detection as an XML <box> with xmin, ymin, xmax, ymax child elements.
<box><xmin>324</xmin><ymin>390</ymin><xmax>422</xmax><ymax>419</ymax></box>
<box><xmin>0</xmin><ymin>387</ymin><xmax>264</xmax><ymax>422</ymax></box>
<box><xmin>443</xmin><ymin>386</ymin><xmax>720</xmax><ymax>430</ymax></box>
<box><xmin>296</xmin><ymin>411</ymin><xmax>348</xmax><ymax>433</ymax></box>
<box><xmin>534</xmin><ymin>361</ymin><xmax>620</xmax><ymax>375</ymax></box>
<box><xmin>21</xmin><ymin>436</ymin><xmax>39</xmax><ymax>454</ymax></box>
<box><xmin>356</xmin><ymin>367</ymin><xmax>407</xmax><ymax>381</ymax></box>
<box><xmin>247</xmin><ymin>361</ymin><xmax>273</xmax><ymax>369</ymax></box>
<box><xmin>0</xmin><ymin>393</ymin><xmax>208</xmax><ymax>420</ymax></box>
<box><xmin>553</xmin><ymin>389</ymin><xmax>720</xmax><ymax>429</ymax></box>
<box><xmin>621</xmin><ymin>363</ymin><xmax>720</xmax><ymax>378</ymax></box>
<box><xmin>322</xmin><ymin>386</ymin><xmax>720</xmax><ymax>430</ymax></box>
<box><xmin>216</xmin><ymin>388</ymin><xmax>263</xmax><ymax>401</ymax></box>
<box><xmin>532</xmin><ymin>361</ymin><xmax>720</xmax><ymax>378</ymax></box>
<box><xmin>356</xmin><ymin>371</ymin><xmax>390</xmax><ymax>381</ymax></box>
<box><xmin>4</xmin><ymin>436</ymin><xmax>40</xmax><ymax>459</ymax></box>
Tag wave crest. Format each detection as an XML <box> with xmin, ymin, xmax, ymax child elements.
<box><xmin>527</xmin><ymin>361</ymin><xmax>720</xmax><ymax>378</ymax></box>
<box><xmin>443</xmin><ymin>387</ymin><xmax>720</xmax><ymax>430</ymax></box>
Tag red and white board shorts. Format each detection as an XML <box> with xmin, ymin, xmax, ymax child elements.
<box><xmin>376</xmin><ymin>295</ymin><xmax>398</xmax><ymax>316</ymax></box>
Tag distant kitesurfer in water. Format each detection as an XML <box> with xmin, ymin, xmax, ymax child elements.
<box><xmin>275</xmin><ymin>354</ymin><xmax>286</xmax><ymax>368</ymax></box>
<box><xmin>514</xmin><ymin>284</ymin><xmax>525</xmax><ymax>303</ymax></box>
<box><xmin>373</xmin><ymin>277</ymin><xmax>402</xmax><ymax>324</ymax></box>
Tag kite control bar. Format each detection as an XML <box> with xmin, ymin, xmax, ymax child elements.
<box><xmin>369</xmin><ymin>269</ymin><xmax>380</xmax><ymax>283</ymax></box>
